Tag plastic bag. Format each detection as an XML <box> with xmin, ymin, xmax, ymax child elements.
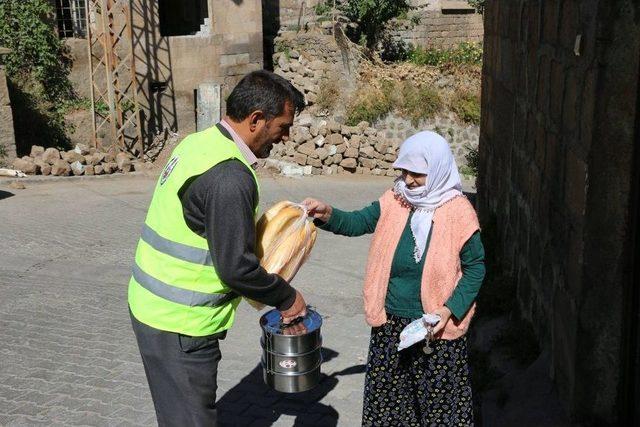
<box><xmin>397</xmin><ymin>313</ymin><xmax>441</xmax><ymax>351</ymax></box>
<box><xmin>247</xmin><ymin>201</ymin><xmax>317</xmax><ymax>310</ymax></box>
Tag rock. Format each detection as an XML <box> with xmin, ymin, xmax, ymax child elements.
<box><xmin>310</xmin><ymin>126</ymin><xmax>319</xmax><ymax>137</ymax></box>
<box><xmin>74</xmin><ymin>143</ymin><xmax>90</xmax><ymax>155</ymax></box>
<box><xmin>350</xmin><ymin>135</ymin><xmax>362</xmax><ymax>149</ymax></box>
<box><xmin>312</xmin><ymin>136</ymin><xmax>325</xmax><ymax>147</ymax></box>
<box><xmin>335</xmin><ymin>144</ymin><xmax>347</xmax><ymax>154</ymax></box>
<box><xmin>297</xmin><ymin>114</ymin><xmax>313</xmax><ymax>127</ymax></box>
<box><xmin>308</xmin><ymin>158</ymin><xmax>322</xmax><ymax>167</ymax></box>
<box><xmin>94</xmin><ymin>165</ymin><xmax>104</xmax><ymax>175</ymax></box>
<box><xmin>30</xmin><ymin>145</ymin><xmax>45</xmax><ymax>158</ymax></box>
<box><xmin>316</xmin><ymin>147</ymin><xmax>330</xmax><ymax>161</ymax></box>
<box><xmin>360</xmin><ymin>146</ymin><xmax>376</xmax><ymax>158</ymax></box>
<box><xmin>344</xmin><ymin>147</ymin><xmax>359</xmax><ymax>158</ymax></box>
<box><xmin>365</xmin><ymin>127</ymin><xmax>377</xmax><ymax>136</ymax></box>
<box><xmin>327</xmin><ymin>120</ymin><xmax>341</xmax><ymax>133</ymax></box>
<box><xmin>293</xmin><ymin>152</ymin><xmax>308</xmax><ymax>166</ymax></box>
<box><xmin>326</xmin><ymin>133</ymin><xmax>343</xmax><ymax>145</ymax></box>
<box><xmin>40</xmin><ymin>164</ymin><xmax>52</xmax><ymax>176</ymax></box>
<box><xmin>116</xmin><ymin>152</ymin><xmax>132</xmax><ymax>172</ymax></box>
<box><xmin>328</xmin><ymin>145</ymin><xmax>338</xmax><ymax>155</ymax></box>
<box><xmin>83</xmin><ymin>165</ymin><xmax>94</xmax><ymax>175</ymax></box>
<box><xmin>63</xmin><ymin>150</ymin><xmax>86</xmax><ymax>164</ymax></box>
<box><xmin>85</xmin><ymin>152</ymin><xmax>105</xmax><ymax>166</ymax></box>
<box><xmin>309</xmin><ymin>60</ymin><xmax>326</xmax><ymax>71</ymax></box>
<box><xmin>378</xmin><ymin>160</ymin><xmax>393</xmax><ymax>169</ymax></box>
<box><xmin>341</xmin><ymin>126</ymin><xmax>358</xmax><ymax>136</ymax></box>
<box><xmin>357</xmin><ymin>121</ymin><xmax>370</xmax><ymax>131</ymax></box>
<box><xmin>12</xmin><ymin>158</ymin><xmax>38</xmax><ymax>175</ymax></box>
<box><xmin>298</xmin><ymin>141</ymin><xmax>317</xmax><ymax>157</ymax></box>
<box><xmin>8</xmin><ymin>181</ymin><xmax>26</xmax><ymax>190</ymax></box>
<box><xmin>385</xmin><ymin>153</ymin><xmax>396</xmax><ymax>162</ymax></box>
<box><xmin>360</xmin><ymin>158</ymin><xmax>376</xmax><ymax>169</ymax></box>
<box><xmin>133</xmin><ymin>162</ymin><xmax>148</xmax><ymax>172</ymax></box>
<box><xmin>102</xmin><ymin>162</ymin><xmax>117</xmax><ymax>174</ymax></box>
<box><xmin>70</xmin><ymin>161</ymin><xmax>85</xmax><ymax>176</ymax></box>
<box><xmin>333</xmin><ymin>153</ymin><xmax>343</xmax><ymax>163</ymax></box>
<box><xmin>42</xmin><ymin>148</ymin><xmax>60</xmax><ymax>165</ymax></box>
<box><xmin>386</xmin><ymin>169</ymin><xmax>398</xmax><ymax>177</ymax></box>
<box><xmin>51</xmin><ymin>159</ymin><xmax>71</xmax><ymax>176</ymax></box>
<box><xmin>278</xmin><ymin>55</ymin><xmax>289</xmax><ymax>71</ymax></box>
<box><xmin>375</xmin><ymin>141</ymin><xmax>389</xmax><ymax>154</ymax></box>
<box><xmin>293</xmin><ymin>127</ymin><xmax>312</xmax><ymax>144</ymax></box>
<box><xmin>302</xmin><ymin>165</ymin><xmax>313</xmax><ymax>175</ymax></box>
<box><xmin>312</xmin><ymin>167</ymin><xmax>323</xmax><ymax>175</ymax></box>
<box><xmin>319</xmin><ymin>126</ymin><xmax>328</xmax><ymax>137</ymax></box>
<box><xmin>361</xmin><ymin>167</ymin><xmax>372</xmax><ymax>175</ymax></box>
<box><xmin>372</xmin><ymin>168</ymin><xmax>382</xmax><ymax>176</ymax></box>
<box><xmin>306</xmin><ymin>93</ymin><xmax>317</xmax><ymax>104</ymax></box>
<box><xmin>289</xmin><ymin>49</ymin><xmax>300</xmax><ymax>59</ymax></box>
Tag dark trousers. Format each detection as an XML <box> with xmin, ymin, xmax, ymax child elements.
<box><xmin>130</xmin><ymin>310</ymin><xmax>225</xmax><ymax>427</ymax></box>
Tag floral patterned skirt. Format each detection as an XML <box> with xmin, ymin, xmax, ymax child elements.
<box><xmin>362</xmin><ymin>314</ymin><xmax>474</xmax><ymax>427</ymax></box>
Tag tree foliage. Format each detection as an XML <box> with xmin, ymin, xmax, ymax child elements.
<box><xmin>340</xmin><ymin>0</ymin><xmax>410</xmax><ymax>49</ymax></box>
<box><xmin>0</xmin><ymin>0</ymin><xmax>72</xmax><ymax>101</ymax></box>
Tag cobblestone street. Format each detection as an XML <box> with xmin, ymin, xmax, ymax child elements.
<box><xmin>0</xmin><ymin>174</ymin><xmax>412</xmax><ymax>426</ymax></box>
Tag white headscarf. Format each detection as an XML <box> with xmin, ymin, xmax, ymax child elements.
<box><xmin>392</xmin><ymin>131</ymin><xmax>463</xmax><ymax>262</ymax></box>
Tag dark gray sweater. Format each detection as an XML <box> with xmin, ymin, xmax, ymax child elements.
<box><xmin>179</xmin><ymin>154</ymin><xmax>296</xmax><ymax>311</ymax></box>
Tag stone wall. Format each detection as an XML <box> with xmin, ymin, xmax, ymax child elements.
<box><xmin>270</xmin><ymin>31</ymin><xmax>479</xmax><ymax>176</ymax></box>
<box><xmin>263</xmin><ymin>0</ymin><xmax>483</xmax><ymax>51</ymax></box>
<box><xmin>0</xmin><ymin>51</ymin><xmax>17</xmax><ymax>166</ymax></box>
<box><xmin>479</xmin><ymin>0</ymin><xmax>640</xmax><ymax>423</ymax></box>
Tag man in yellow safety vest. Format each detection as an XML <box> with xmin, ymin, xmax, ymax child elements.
<box><xmin>128</xmin><ymin>70</ymin><xmax>308</xmax><ymax>426</ymax></box>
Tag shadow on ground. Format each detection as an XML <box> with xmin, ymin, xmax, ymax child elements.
<box><xmin>0</xmin><ymin>190</ymin><xmax>14</xmax><ymax>200</ymax></box>
<box><xmin>218</xmin><ymin>347</ymin><xmax>365</xmax><ymax>426</ymax></box>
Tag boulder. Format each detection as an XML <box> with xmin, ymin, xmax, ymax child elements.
<box><xmin>70</xmin><ymin>161</ymin><xmax>85</xmax><ymax>176</ymax></box>
<box><xmin>42</xmin><ymin>148</ymin><xmax>60</xmax><ymax>165</ymax></box>
<box><xmin>40</xmin><ymin>164</ymin><xmax>52</xmax><ymax>176</ymax></box>
<box><xmin>316</xmin><ymin>147</ymin><xmax>330</xmax><ymax>161</ymax></box>
<box><xmin>360</xmin><ymin>146</ymin><xmax>376</xmax><ymax>158</ymax></box>
<box><xmin>94</xmin><ymin>165</ymin><xmax>104</xmax><ymax>175</ymax></box>
<box><xmin>102</xmin><ymin>162</ymin><xmax>117</xmax><ymax>174</ymax></box>
<box><xmin>12</xmin><ymin>158</ymin><xmax>38</xmax><ymax>175</ymax></box>
<box><xmin>116</xmin><ymin>152</ymin><xmax>132</xmax><ymax>172</ymax></box>
<box><xmin>326</xmin><ymin>133</ymin><xmax>343</xmax><ymax>145</ymax></box>
<box><xmin>327</xmin><ymin>120</ymin><xmax>341</xmax><ymax>133</ymax></box>
<box><xmin>297</xmin><ymin>141</ymin><xmax>316</xmax><ymax>157</ymax></box>
<box><xmin>360</xmin><ymin>158</ymin><xmax>376</xmax><ymax>169</ymax></box>
<box><xmin>293</xmin><ymin>152</ymin><xmax>308</xmax><ymax>166</ymax></box>
<box><xmin>74</xmin><ymin>143</ymin><xmax>90</xmax><ymax>155</ymax></box>
<box><xmin>350</xmin><ymin>135</ymin><xmax>362</xmax><ymax>149</ymax></box>
<box><xmin>84</xmin><ymin>165</ymin><xmax>95</xmax><ymax>176</ymax></box>
<box><xmin>30</xmin><ymin>145</ymin><xmax>45</xmax><ymax>158</ymax></box>
<box><xmin>63</xmin><ymin>150</ymin><xmax>86</xmax><ymax>164</ymax></box>
<box><xmin>335</xmin><ymin>143</ymin><xmax>347</xmax><ymax>154</ymax></box>
<box><xmin>51</xmin><ymin>159</ymin><xmax>71</xmax><ymax>176</ymax></box>
<box><xmin>344</xmin><ymin>147</ymin><xmax>358</xmax><ymax>158</ymax></box>
<box><xmin>308</xmin><ymin>158</ymin><xmax>322</xmax><ymax>167</ymax></box>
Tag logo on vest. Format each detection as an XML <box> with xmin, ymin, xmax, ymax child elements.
<box><xmin>160</xmin><ymin>156</ymin><xmax>179</xmax><ymax>185</ymax></box>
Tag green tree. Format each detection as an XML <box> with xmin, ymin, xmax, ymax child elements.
<box><xmin>0</xmin><ymin>0</ymin><xmax>72</xmax><ymax>101</ymax></box>
<box><xmin>341</xmin><ymin>0</ymin><xmax>410</xmax><ymax>49</ymax></box>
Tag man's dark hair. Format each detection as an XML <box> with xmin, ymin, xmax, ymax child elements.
<box><xmin>226</xmin><ymin>70</ymin><xmax>306</xmax><ymax>121</ymax></box>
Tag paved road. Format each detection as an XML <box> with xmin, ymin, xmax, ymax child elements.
<box><xmin>0</xmin><ymin>174</ymin><xmax>407</xmax><ymax>426</ymax></box>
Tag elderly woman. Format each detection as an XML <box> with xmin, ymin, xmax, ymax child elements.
<box><xmin>303</xmin><ymin>131</ymin><xmax>485</xmax><ymax>426</ymax></box>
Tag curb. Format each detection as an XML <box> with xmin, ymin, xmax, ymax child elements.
<box><xmin>0</xmin><ymin>170</ymin><xmax>159</xmax><ymax>186</ymax></box>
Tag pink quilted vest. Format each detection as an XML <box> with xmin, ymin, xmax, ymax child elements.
<box><xmin>362</xmin><ymin>190</ymin><xmax>480</xmax><ymax>340</ymax></box>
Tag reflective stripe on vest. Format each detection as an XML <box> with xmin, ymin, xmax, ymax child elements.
<box><xmin>140</xmin><ymin>223</ymin><xmax>213</xmax><ymax>266</ymax></box>
<box><xmin>132</xmin><ymin>263</ymin><xmax>237</xmax><ymax>307</ymax></box>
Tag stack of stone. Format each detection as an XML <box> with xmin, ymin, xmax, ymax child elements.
<box><xmin>274</xmin><ymin>49</ymin><xmax>329</xmax><ymax>106</ymax></box>
<box><xmin>270</xmin><ymin>115</ymin><xmax>401</xmax><ymax>177</ymax></box>
<box><xmin>11</xmin><ymin>144</ymin><xmax>154</xmax><ymax>177</ymax></box>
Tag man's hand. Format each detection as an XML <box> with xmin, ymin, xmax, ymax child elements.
<box><xmin>302</xmin><ymin>198</ymin><xmax>332</xmax><ymax>222</ymax></box>
<box><xmin>431</xmin><ymin>306</ymin><xmax>452</xmax><ymax>335</ymax></box>
<box><xmin>280</xmin><ymin>290</ymin><xmax>307</xmax><ymax>324</ymax></box>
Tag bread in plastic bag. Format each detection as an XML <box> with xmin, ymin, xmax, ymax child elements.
<box><xmin>397</xmin><ymin>313</ymin><xmax>441</xmax><ymax>351</ymax></box>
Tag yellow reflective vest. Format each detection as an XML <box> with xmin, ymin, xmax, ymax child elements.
<box><xmin>128</xmin><ymin>125</ymin><xmax>259</xmax><ymax>336</ymax></box>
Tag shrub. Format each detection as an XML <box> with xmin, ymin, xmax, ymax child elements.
<box><xmin>345</xmin><ymin>81</ymin><xmax>395</xmax><ymax>125</ymax></box>
<box><xmin>451</xmin><ymin>91</ymin><xmax>481</xmax><ymax>125</ymax></box>
<box><xmin>0</xmin><ymin>0</ymin><xmax>75</xmax><ymax>152</ymax></box>
<box><xmin>408</xmin><ymin>42</ymin><xmax>483</xmax><ymax>67</ymax></box>
<box><xmin>467</xmin><ymin>0</ymin><xmax>486</xmax><ymax>13</ymax></box>
<box><xmin>465</xmin><ymin>144</ymin><xmax>479</xmax><ymax>175</ymax></box>
<box><xmin>399</xmin><ymin>83</ymin><xmax>442</xmax><ymax>126</ymax></box>
<box><xmin>315</xmin><ymin>78</ymin><xmax>341</xmax><ymax>112</ymax></box>
<box><xmin>314</xmin><ymin>1</ymin><xmax>333</xmax><ymax>16</ymax></box>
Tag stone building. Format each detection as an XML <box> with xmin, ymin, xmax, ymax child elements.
<box><xmin>53</xmin><ymin>0</ymin><xmax>263</xmax><ymax>144</ymax></box>
<box><xmin>478</xmin><ymin>0</ymin><xmax>639</xmax><ymax>424</ymax></box>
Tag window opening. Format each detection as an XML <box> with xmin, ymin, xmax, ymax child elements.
<box><xmin>159</xmin><ymin>0</ymin><xmax>209</xmax><ymax>37</ymax></box>
<box><xmin>55</xmin><ymin>0</ymin><xmax>88</xmax><ymax>38</ymax></box>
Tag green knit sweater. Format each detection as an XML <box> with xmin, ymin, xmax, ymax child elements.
<box><xmin>319</xmin><ymin>201</ymin><xmax>485</xmax><ymax>320</ymax></box>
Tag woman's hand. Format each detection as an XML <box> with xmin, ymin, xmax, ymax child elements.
<box><xmin>302</xmin><ymin>198</ymin><xmax>333</xmax><ymax>222</ymax></box>
<box><xmin>431</xmin><ymin>306</ymin><xmax>452</xmax><ymax>335</ymax></box>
